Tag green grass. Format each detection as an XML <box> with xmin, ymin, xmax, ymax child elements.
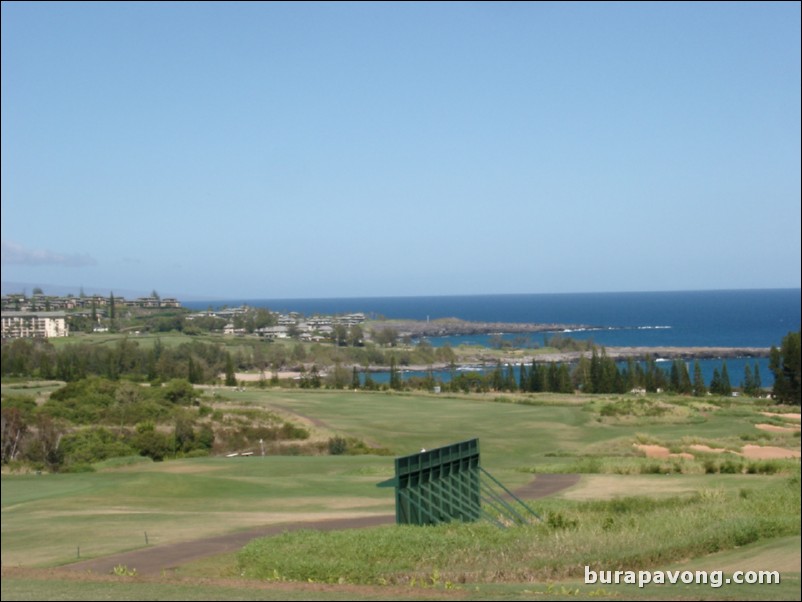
<box><xmin>1</xmin><ymin>455</ymin><xmax>395</xmax><ymax>567</ymax></box>
<box><xmin>3</xmin><ymin>387</ymin><xmax>801</xmax><ymax>600</ymax></box>
<box><xmin>237</xmin><ymin>473</ymin><xmax>800</xmax><ymax>585</ymax></box>
<box><xmin>5</xmin><ymin>387</ymin><xmax>798</xmax><ymax>568</ymax></box>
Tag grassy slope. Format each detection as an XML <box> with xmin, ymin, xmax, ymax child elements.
<box><xmin>3</xmin><ymin>538</ymin><xmax>799</xmax><ymax>601</ymax></box>
<box><xmin>2</xmin><ymin>387</ymin><xmax>800</xmax><ymax>600</ymax></box>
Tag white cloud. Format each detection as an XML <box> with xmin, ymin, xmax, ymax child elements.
<box><xmin>1</xmin><ymin>240</ymin><xmax>97</xmax><ymax>267</ymax></box>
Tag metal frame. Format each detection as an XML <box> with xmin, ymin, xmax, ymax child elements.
<box><xmin>378</xmin><ymin>438</ymin><xmax>540</xmax><ymax>526</ymax></box>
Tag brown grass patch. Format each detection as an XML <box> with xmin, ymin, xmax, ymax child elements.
<box><xmin>688</xmin><ymin>444</ymin><xmax>729</xmax><ymax>454</ymax></box>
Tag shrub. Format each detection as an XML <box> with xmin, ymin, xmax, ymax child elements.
<box><xmin>328</xmin><ymin>436</ymin><xmax>348</xmax><ymax>455</ymax></box>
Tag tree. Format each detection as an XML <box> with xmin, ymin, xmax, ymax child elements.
<box><xmin>742</xmin><ymin>364</ymin><xmax>755</xmax><ymax>396</ymax></box>
<box><xmin>753</xmin><ymin>363</ymin><xmax>762</xmax><ymax>394</ymax></box>
<box><xmin>770</xmin><ymin>331</ymin><xmax>801</xmax><ymax>405</ymax></box>
<box><xmin>719</xmin><ymin>361</ymin><xmax>732</xmax><ymax>397</ymax></box>
<box><xmin>1</xmin><ymin>407</ymin><xmax>28</xmax><ymax>463</ymax></box>
<box><xmin>373</xmin><ymin>327</ymin><xmax>398</xmax><ymax>347</ymax></box>
<box><xmin>348</xmin><ymin>325</ymin><xmax>364</xmax><ymax>347</ymax></box>
<box><xmin>529</xmin><ymin>361</ymin><xmax>544</xmax><ymax>392</ymax></box>
<box><xmin>710</xmin><ymin>362</ymin><xmax>732</xmax><ymax>397</ymax></box>
<box><xmin>334</xmin><ymin>324</ymin><xmax>348</xmax><ymax>346</ymax></box>
<box><xmin>670</xmin><ymin>360</ymin><xmax>692</xmax><ymax>395</ymax></box>
<box><xmin>363</xmin><ymin>368</ymin><xmax>376</xmax><ymax>391</ymax></box>
<box><xmin>224</xmin><ymin>353</ymin><xmax>237</xmax><ymax>387</ymax></box>
<box><xmin>504</xmin><ymin>364</ymin><xmax>517</xmax><ymax>391</ymax></box>
<box><xmin>109</xmin><ymin>292</ymin><xmax>116</xmax><ymax>320</ymax></box>
<box><xmin>518</xmin><ymin>362</ymin><xmax>528</xmax><ymax>391</ymax></box>
<box><xmin>389</xmin><ymin>356</ymin><xmax>402</xmax><ymax>390</ymax></box>
<box><xmin>309</xmin><ymin>365</ymin><xmax>322</xmax><ymax>388</ymax></box>
<box><xmin>710</xmin><ymin>368</ymin><xmax>722</xmax><ymax>395</ymax></box>
<box><xmin>692</xmin><ymin>361</ymin><xmax>706</xmax><ymax>397</ymax></box>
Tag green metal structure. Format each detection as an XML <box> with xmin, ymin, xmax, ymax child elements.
<box><xmin>377</xmin><ymin>438</ymin><xmax>539</xmax><ymax>526</ymax></box>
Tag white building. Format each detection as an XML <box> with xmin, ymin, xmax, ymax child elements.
<box><xmin>1</xmin><ymin>311</ymin><xmax>69</xmax><ymax>339</ymax></box>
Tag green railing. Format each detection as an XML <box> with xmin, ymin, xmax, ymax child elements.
<box><xmin>378</xmin><ymin>438</ymin><xmax>540</xmax><ymax>526</ymax></box>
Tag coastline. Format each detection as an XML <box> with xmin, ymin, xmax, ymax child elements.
<box><xmin>366</xmin><ymin>318</ymin><xmax>596</xmax><ymax>337</ymax></box>
<box><xmin>231</xmin><ymin>345</ymin><xmax>770</xmax><ymax>381</ymax></box>
<box><xmin>358</xmin><ymin>345</ymin><xmax>772</xmax><ymax>372</ymax></box>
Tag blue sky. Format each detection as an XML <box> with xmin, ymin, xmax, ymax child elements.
<box><xmin>2</xmin><ymin>2</ymin><xmax>800</xmax><ymax>300</ymax></box>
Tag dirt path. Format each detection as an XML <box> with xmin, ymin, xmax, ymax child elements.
<box><xmin>58</xmin><ymin>474</ymin><xmax>578</xmax><ymax>576</ymax></box>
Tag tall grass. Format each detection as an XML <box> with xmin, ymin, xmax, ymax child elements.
<box><xmin>238</xmin><ymin>470</ymin><xmax>800</xmax><ymax>585</ymax></box>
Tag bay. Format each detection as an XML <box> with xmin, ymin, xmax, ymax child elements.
<box><xmin>186</xmin><ymin>289</ymin><xmax>800</xmax><ymax>348</ymax></box>
<box><xmin>185</xmin><ymin>289</ymin><xmax>800</xmax><ymax>388</ymax></box>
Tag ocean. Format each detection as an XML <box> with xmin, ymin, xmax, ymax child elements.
<box><xmin>185</xmin><ymin>289</ymin><xmax>800</xmax><ymax>387</ymax></box>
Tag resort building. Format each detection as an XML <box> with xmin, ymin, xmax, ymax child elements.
<box><xmin>1</xmin><ymin>311</ymin><xmax>69</xmax><ymax>339</ymax></box>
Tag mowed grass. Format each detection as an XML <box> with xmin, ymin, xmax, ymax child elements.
<box><xmin>1</xmin><ymin>455</ymin><xmax>394</xmax><ymax>567</ymax></box>
<box><xmin>236</xmin><ymin>389</ymin><xmax>800</xmax><ymax>478</ymax></box>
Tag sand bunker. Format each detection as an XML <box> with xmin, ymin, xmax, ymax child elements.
<box><xmin>740</xmin><ymin>445</ymin><xmax>801</xmax><ymax>460</ymax></box>
<box><xmin>760</xmin><ymin>412</ymin><xmax>801</xmax><ymax>421</ymax></box>
<box><xmin>634</xmin><ymin>444</ymin><xmax>692</xmax><ymax>460</ymax></box>
<box><xmin>635</xmin><ymin>444</ymin><xmax>666</xmax><ymax>457</ymax></box>
<box><xmin>638</xmin><ymin>443</ymin><xmax>799</xmax><ymax>461</ymax></box>
<box><xmin>755</xmin><ymin>423</ymin><xmax>801</xmax><ymax>434</ymax></box>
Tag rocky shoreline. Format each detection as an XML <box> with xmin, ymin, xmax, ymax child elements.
<box><xmin>368</xmin><ymin>317</ymin><xmax>597</xmax><ymax>337</ymax></box>
<box><xmin>359</xmin><ymin>346</ymin><xmax>771</xmax><ymax>373</ymax></box>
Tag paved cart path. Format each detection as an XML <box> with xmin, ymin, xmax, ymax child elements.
<box><xmin>59</xmin><ymin>473</ymin><xmax>580</xmax><ymax>576</ymax></box>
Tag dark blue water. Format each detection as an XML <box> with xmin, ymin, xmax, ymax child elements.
<box><xmin>366</xmin><ymin>358</ymin><xmax>772</xmax><ymax>389</ymax></box>
<box><xmin>187</xmin><ymin>289</ymin><xmax>800</xmax><ymax>348</ymax></box>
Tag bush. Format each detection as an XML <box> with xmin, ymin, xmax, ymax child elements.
<box><xmin>60</xmin><ymin>427</ymin><xmax>136</xmax><ymax>466</ymax></box>
<box><xmin>328</xmin><ymin>436</ymin><xmax>348</xmax><ymax>455</ymax></box>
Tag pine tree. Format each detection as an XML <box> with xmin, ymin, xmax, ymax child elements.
<box><xmin>710</xmin><ymin>368</ymin><xmax>722</xmax><ymax>395</ymax></box>
<box><xmin>109</xmin><ymin>292</ymin><xmax>116</xmax><ymax>320</ymax></box>
<box><xmin>670</xmin><ymin>360</ymin><xmax>682</xmax><ymax>392</ymax></box>
<box><xmin>589</xmin><ymin>348</ymin><xmax>602</xmax><ymax>393</ymax></box>
<box><xmin>770</xmin><ymin>331</ymin><xmax>801</xmax><ymax>405</ymax></box>
<box><xmin>678</xmin><ymin>361</ymin><xmax>692</xmax><ymax>395</ymax></box>
<box><xmin>492</xmin><ymin>361</ymin><xmax>504</xmax><ymax>391</ymax></box>
<box><xmin>518</xmin><ymin>363</ymin><xmax>528</xmax><ymax>391</ymax></box>
<box><xmin>389</xmin><ymin>357</ymin><xmax>401</xmax><ymax>390</ymax></box>
<box><xmin>190</xmin><ymin>356</ymin><xmax>205</xmax><ymax>384</ymax></box>
<box><xmin>692</xmin><ymin>361</ymin><xmax>706</xmax><ymax>397</ymax></box>
<box><xmin>720</xmin><ymin>361</ymin><xmax>732</xmax><ymax>397</ymax></box>
<box><xmin>753</xmin><ymin>363</ymin><xmax>762</xmax><ymax>395</ymax></box>
<box><xmin>224</xmin><ymin>353</ymin><xmax>237</xmax><ymax>387</ymax></box>
<box><xmin>528</xmin><ymin>361</ymin><xmax>543</xmax><ymax>392</ymax></box>
<box><xmin>547</xmin><ymin>363</ymin><xmax>559</xmax><ymax>393</ymax></box>
<box><xmin>557</xmin><ymin>364</ymin><xmax>574</xmax><ymax>393</ymax></box>
<box><xmin>742</xmin><ymin>364</ymin><xmax>755</xmax><ymax>396</ymax></box>
<box><xmin>504</xmin><ymin>364</ymin><xmax>517</xmax><ymax>391</ymax></box>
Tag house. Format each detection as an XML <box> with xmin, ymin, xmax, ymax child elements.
<box><xmin>223</xmin><ymin>323</ymin><xmax>247</xmax><ymax>336</ymax></box>
<box><xmin>256</xmin><ymin>326</ymin><xmax>290</xmax><ymax>340</ymax></box>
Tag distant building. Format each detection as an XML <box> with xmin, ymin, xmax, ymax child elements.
<box><xmin>1</xmin><ymin>311</ymin><xmax>69</xmax><ymax>339</ymax></box>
